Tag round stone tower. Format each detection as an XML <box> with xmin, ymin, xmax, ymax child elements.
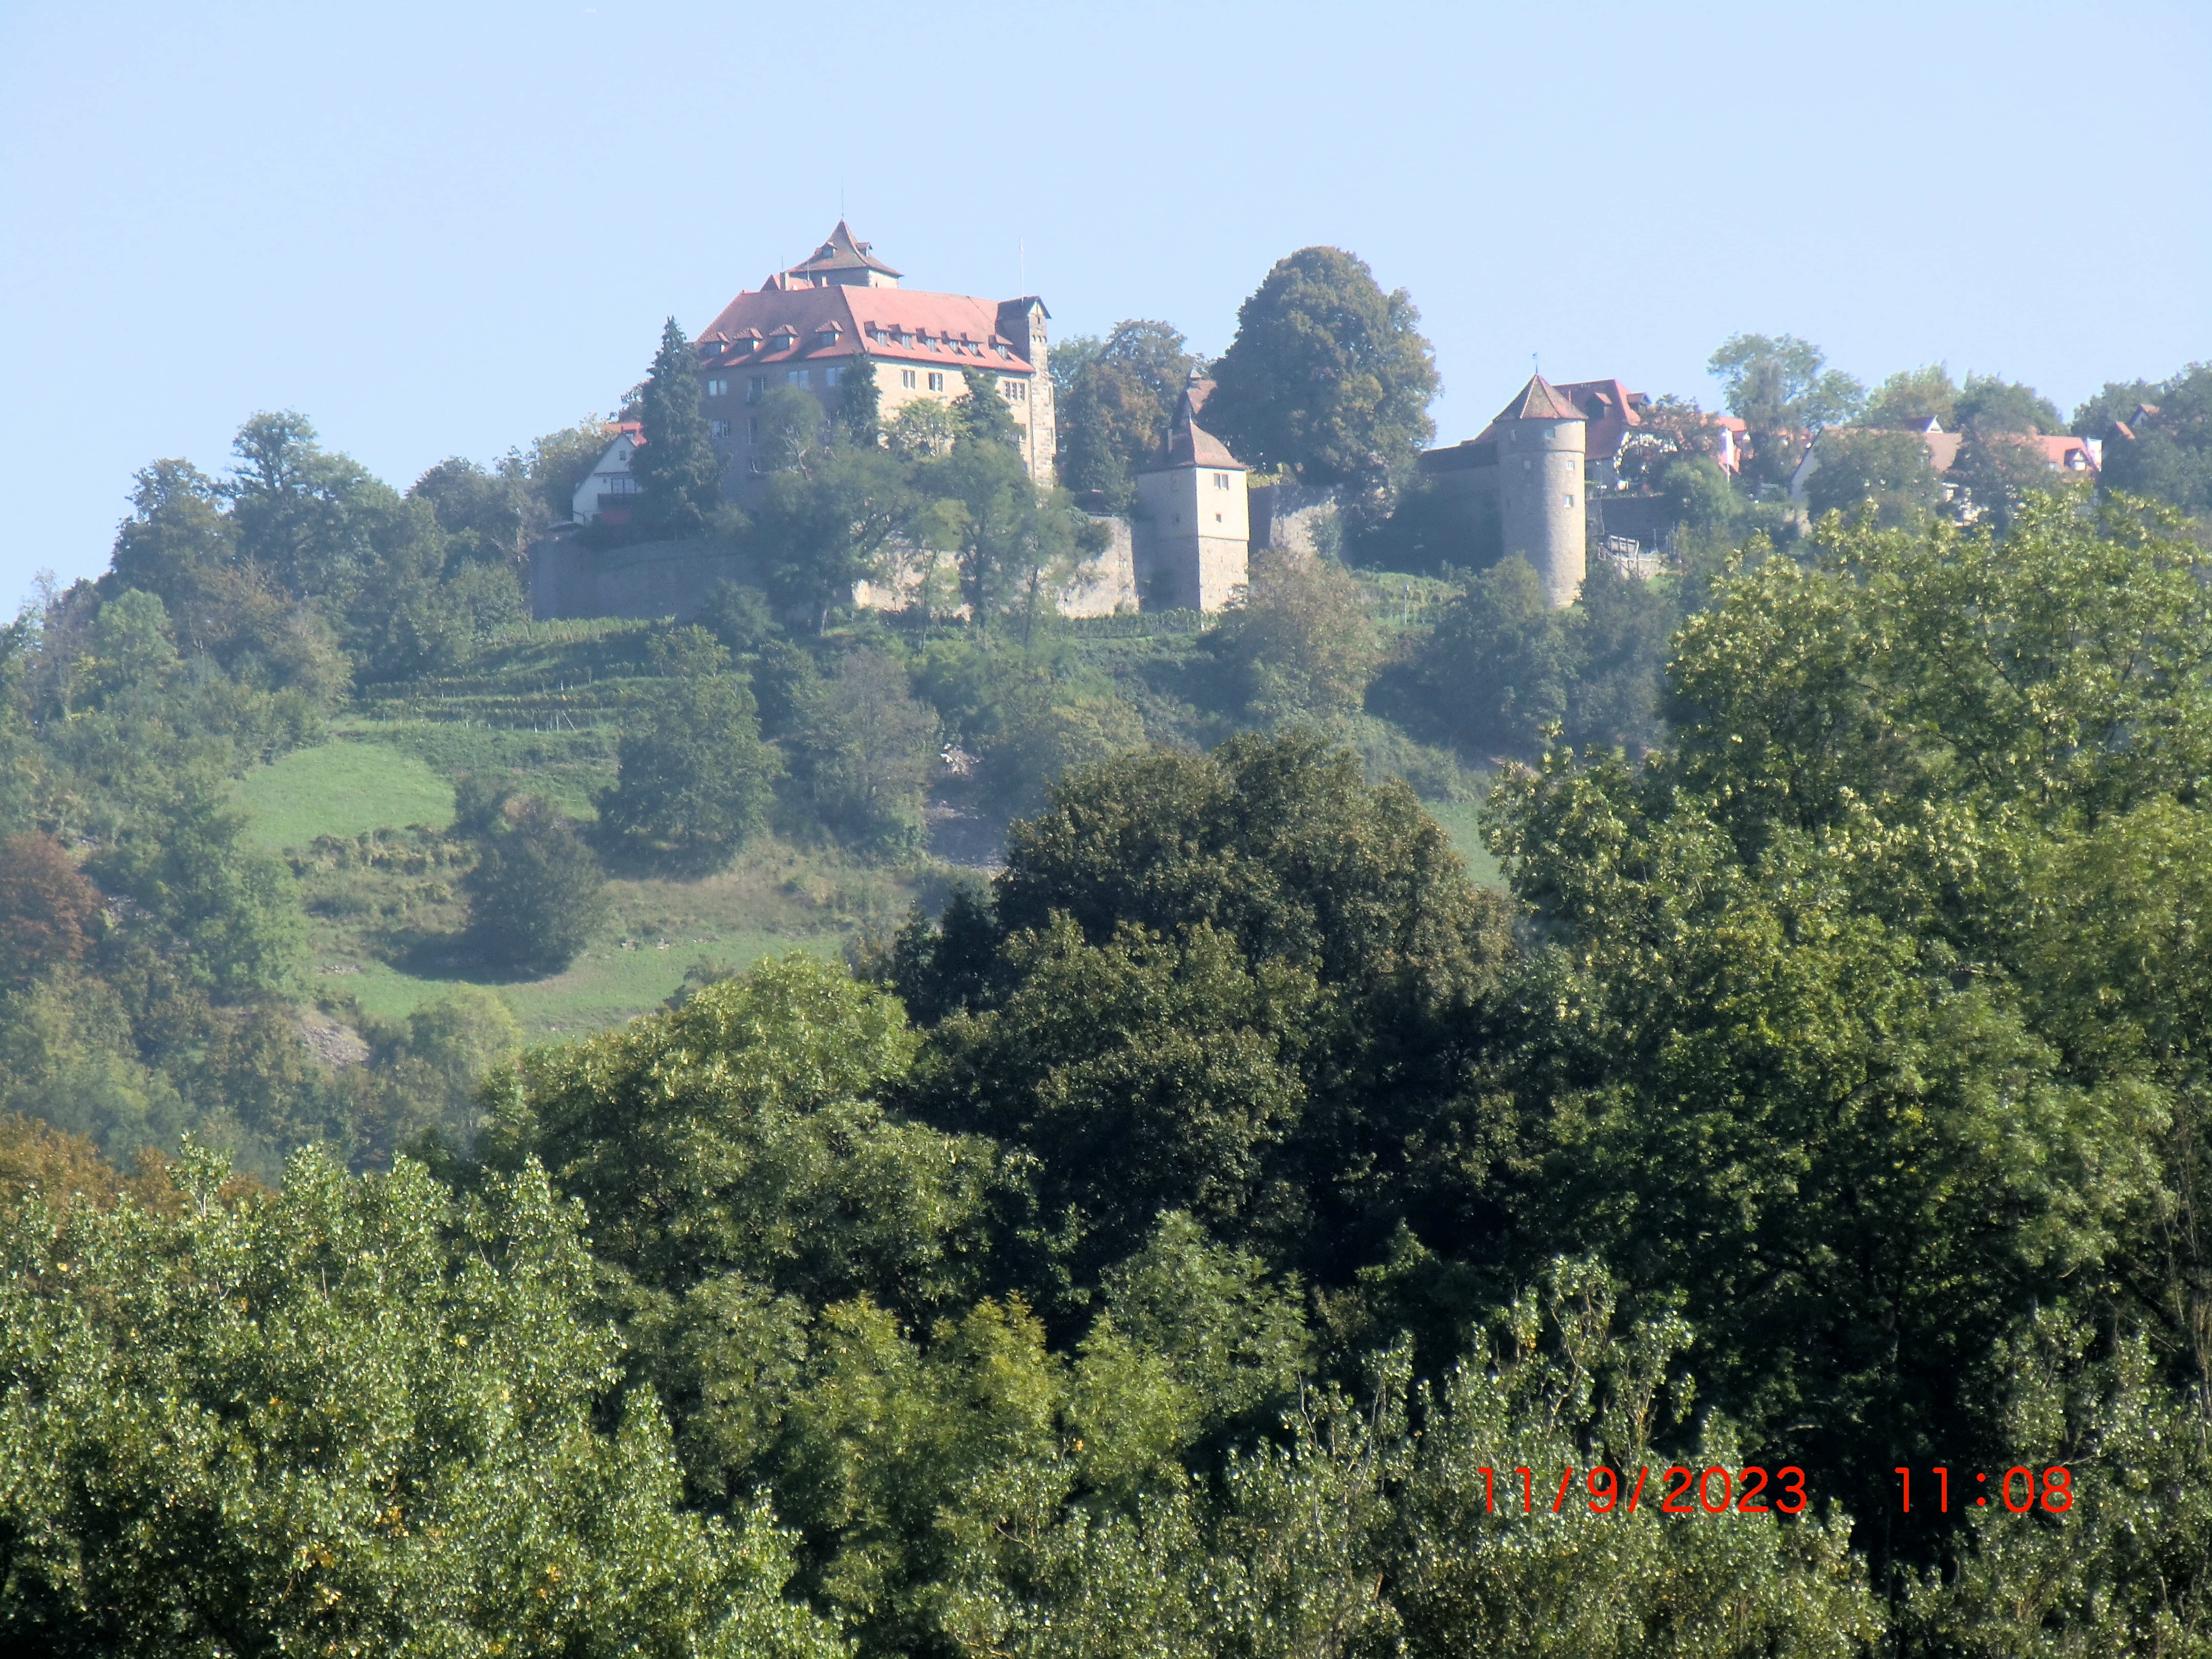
<box><xmin>1492</xmin><ymin>376</ymin><xmax>1588</xmax><ymax>607</ymax></box>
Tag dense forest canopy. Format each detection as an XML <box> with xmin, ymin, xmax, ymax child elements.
<box><xmin>5</xmin><ymin>241</ymin><xmax>2212</xmax><ymax>1650</ymax></box>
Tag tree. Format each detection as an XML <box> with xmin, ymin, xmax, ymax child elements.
<box><xmin>974</xmin><ymin>677</ymin><xmax>1146</xmax><ymax>824</ymax></box>
<box><xmin>1235</xmin><ymin>547</ymin><xmax>1382</xmax><ymax>717</ymax></box>
<box><xmin>836</xmin><ymin>350</ymin><xmax>882</xmax><ymax>444</ymax></box>
<box><xmin>898</xmin><ymin>731</ymin><xmax>1516</xmax><ymax>1279</ymax></box>
<box><xmin>1706</xmin><ymin>333</ymin><xmax>1863</xmax><ymax>482</ymax></box>
<box><xmin>1415</xmin><ymin>556</ymin><xmax>1572</xmax><ymax>761</ymax></box>
<box><xmin>107</xmin><ymin>460</ymin><xmax>242</xmax><ymax>633</ymax></box>
<box><xmin>1482</xmin><ymin>493</ymin><xmax>2211</xmax><ymax>1534</ymax></box>
<box><xmin>598</xmin><ymin>628</ymin><xmax>780</xmax><ymax>868</ymax></box>
<box><xmin>0</xmin><ymin>1144</ymin><xmax>846</xmax><ymax>1659</ymax></box>
<box><xmin>630</xmin><ymin>316</ymin><xmax>722</xmax><ymax>540</ymax></box>
<box><xmin>407</xmin><ymin>454</ymin><xmax>529</xmax><ymax>566</ymax></box>
<box><xmin>480</xmin><ymin>953</ymin><xmax>990</xmax><ymax>1313</ymax></box>
<box><xmin>2077</xmin><ymin>364</ymin><xmax>2212</xmax><ymax>518</ymax></box>
<box><xmin>784</xmin><ymin>648</ymin><xmax>938</xmax><ymax>856</ymax></box>
<box><xmin>0</xmin><ymin>833</ymin><xmax>100</xmax><ymax>993</ymax></box>
<box><xmin>916</xmin><ymin>915</ymin><xmax>1309</xmax><ymax>1265</ymax></box>
<box><xmin>1803</xmin><ymin>429</ymin><xmax>1943</xmax><ymax>524</ymax></box>
<box><xmin>1862</xmin><ymin>363</ymin><xmax>1960</xmax><ymax>428</ymax></box>
<box><xmin>952</xmin><ymin>366</ymin><xmax>1022</xmax><ymax>450</ymax></box>
<box><xmin>93</xmin><ymin>783</ymin><xmax>306</xmax><ymax>1000</ymax></box>
<box><xmin>462</xmin><ymin>795</ymin><xmax>608</xmax><ymax>975</ymax></box>
<box><xmin>915</xmin><ymin>421</ymin><xmax>1035</xmax><ymax>630</ymax></box>
<box><xmin>1954</xmin><ymin>371</ymin><xmax>2062</xmax><ymax>434</ymax></box>
<box><xmin>1657</xmin><ymin>454</ymin><xmax>1743</xmax><ymax>533</ymax></box>
<box><xmin>225</xmin><ymin>410</ymin><xmax>389</xmax><ymax>603</ymax></box>
<box><xmin>1056</xmin><ymin>319</ymin><xmax>1202</xmax><ymax>509</ymax></box>
<box><xmin>1566</xmin><ymin>552</ymin><xmax>1679</xmax><ymax>755</ymax></box>
<box><xmin>1950</xmin><ymin>426</ymin><xmax>2066</xmax><ymax>531</ymax></box>
<box><xmin>1203</xmin><ymin>247</ymin><xmax>1439</xmax><ymax>496</ymax></box>
<box><xmin>751</xmin><ymin>442</ymin><xmax>912</xmax><ymax>628</ymax></box>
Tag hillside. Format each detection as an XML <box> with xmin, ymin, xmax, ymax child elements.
<box><xmin>232</xmin><ymin>619</ymin><xmax>936</xmax><ymax>1040</ymax></box>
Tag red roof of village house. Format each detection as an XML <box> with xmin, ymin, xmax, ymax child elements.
<box><xmin>1550</xmin><ymin>377</ymin><xmax>1649</xmax><ymax>462</ymax></box>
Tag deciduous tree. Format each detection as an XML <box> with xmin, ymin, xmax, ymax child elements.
<box><xmin>1203</xmin><ymin>247</ymin><xmax>1439</xmax><ymax>496</ymax></box>
<box><xmin>462</xmin><ymin>795</ymin><xmax>607</xmax><ymax>975</ymax></box>
<box><xmin>598</xmin><ymin>628</ymin><xmax>780</xmax><ymax>868</ymax></box>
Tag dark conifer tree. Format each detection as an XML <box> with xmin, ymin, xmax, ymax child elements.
<box><xmin>630</xmin><ymin>318</ymin><xmax>721</xmax><ymax>540</ymax></box>
<box><xmin>837</xmin><ymin>351</ymin><xmax>882</xmax><ymax>445</ymax></box>
<box><xmin>952</xmin><ymin>368</ymin><xmax>1022</xmax><ymax>451</ymax></box>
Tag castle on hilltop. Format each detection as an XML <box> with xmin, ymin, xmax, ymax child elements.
<box><xmin>696</xmin><ymin>222</ymin><xmax>1056</xmax><ymax>499</ymax></box>
<box><xmin>541</xmin><ymin>224</ymin><xmax>1261</xmax><ymax>623</ymax></box>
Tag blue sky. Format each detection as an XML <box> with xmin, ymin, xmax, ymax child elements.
<box><xmin>2</xmin><ymin>1</ymin><xmax>2205</xmax><ymax>606</ymax></box>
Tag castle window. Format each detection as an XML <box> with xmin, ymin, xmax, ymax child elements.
<box><xmin>788</xmin><ymin>369</ymin><xmax>811</xmax><ymax>386</ymax></box>
<box><xmin>901</xmin><ymin>369</ymin><xmax>917</xmax><ymax>389</ymax></box>
<box><xmin>748</xmin><ymin>376</ymin><xmax>767</xmax><ymax>400</ymax></box>
<box><xmin>1002</xmin><ymin>378</ymin><xmax>1026</xmax><ymax>401</ymax></box>
<box><xmin>710</xmin><ymin>419</ymin><xmax>732</xmax><ymax>438</ymax></box>
<box><xmin>748</xmin><ymin>418</ymin><xmax>759</xmax><ymax>444</ymax></box>
<box><xmin>706</xmin><ymin>377</ymin><xmax>729</xmax><ymax>398</ymax></box>
<box><xmin>824</xmin><ymin>366</ymin><xmax>843</xmax><ymax>386</ymax></box>
<box><xmin>1564</xmin><ymin>493</ymin><xmax>1576</xmax><ymax>507</ymax></box>
<box><xmin>1213</xmin><ymin>472</ymin><xmax>1229</xmax><ymax>488</ymax></box>
<box><xmin>927</xmin><ymin>372</ymin><xmax>945</xmax><ymax>392</ymax></box>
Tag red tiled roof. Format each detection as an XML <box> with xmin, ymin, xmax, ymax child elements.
<box><xmin>1551</xmin><ymin>377</ymin><xmax>1646</xmax><ymax>462</ymax></box>
<box><xmin>698</xmin><ymin>284</ymin><xmax>1035</xmax><ymax>372</ymax></box>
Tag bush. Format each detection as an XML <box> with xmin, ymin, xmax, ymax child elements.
<box><xmin>461</xmin><ymin>796</ymin><xmax>607</xmax><ymax>975</ymax></box>
<box><xmin>1234</xmin><ymin>548</ymin><xmax>1382</xmax><ymax>717</ymax></box>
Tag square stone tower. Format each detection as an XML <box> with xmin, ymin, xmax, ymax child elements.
<box><xmin>1133</xmin><ymin>373</ymin><xmax>1250</xmax><ymax>611</ymax></box>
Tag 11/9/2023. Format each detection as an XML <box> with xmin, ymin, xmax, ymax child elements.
<box><xmin>1477</xmin><ymin>1465</ymin><xmax>1807</xmax><ymax>1516</ymax></box>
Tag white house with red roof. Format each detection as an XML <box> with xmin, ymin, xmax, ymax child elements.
<box><xmin>695</xmin><ymin>222</ymin><xmax>1055</xmax><ymax>503</ymax></box>
<box><xmin>569</xmin><ymin>422</ymin><xmax>644</xmax><ymax>527</ymax></box>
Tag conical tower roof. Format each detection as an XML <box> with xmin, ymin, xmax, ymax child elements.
<box><xmin>1490</xmin><ymin>374</ymin><xmax>1586</xmax><ymax>424</ymax></box>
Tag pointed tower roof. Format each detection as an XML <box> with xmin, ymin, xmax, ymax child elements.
<box><xmin>1154</xmin><ymin>372</ymin><xmax>1245</xmax><ymax>471</ymax></box>
<box><xmin>786</xmin><ymin>221</ymin><xmax>902</xmax><ymax>286</ymax></box>
<box><xmin>1491</xmin><ymin>374</ymin><xmax>1586</xmax><ymax>424</ymax></box>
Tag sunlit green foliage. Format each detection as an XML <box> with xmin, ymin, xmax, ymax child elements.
<box><xmin>0</xmin><ymin>1144</ymin><xmax>844</xmax><ymax>1658</ymax></box>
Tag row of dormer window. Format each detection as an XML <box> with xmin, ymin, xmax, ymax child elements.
<box><xmin>707</xmin><ymin>369</ymin><xmax>1029</xmax><ymax>402</ymax></box>
<box><xmin>704</xmin><ymin>327</ymin><xmax>1016</xmax><ymax>360</ymax></box>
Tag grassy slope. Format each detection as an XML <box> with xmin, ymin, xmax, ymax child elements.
<box><xmin>1422</xmin><ymin>799</ymin><xmax>1505</xmax><ymax>890</ymax></box>
<box><xmin>231</xmin><ymin>742</ymin><xmax>456</xmax><ymax>850</ymax></box>
<box><xmin>233</xmin><ymin>729</ymin><xmax>883</xmax><ymax>1040</ymax></box>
